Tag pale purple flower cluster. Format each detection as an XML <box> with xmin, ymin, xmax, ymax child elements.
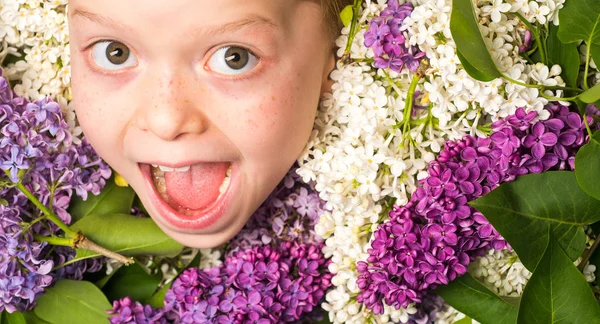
<box><xmin>0</xmin><ymin>206</ymin><xmax>53</xmax><ymax>313</ymax></box>
<box><xmin>229</xmin><ymin>169</ymin><xmax>325</xmax><ymax>250</ymax></box>
<box><xmin>0</xmin><ymin>70</ymin><xmax>109</xmax><ymax>310</ymax></box>
<box><xmin>108</xmin><ymin>297</ymin><xmax>167</xmax><ymax>324</ymax></box>
<box><xmin>356</xmin><ymin>104</ymin><xmax>591</xmax><ymax>313</ymax></box>
<box><xmin>364</xmin><ymin>0</ymin><xmax>425</xmax><ymax>72</ymax></box>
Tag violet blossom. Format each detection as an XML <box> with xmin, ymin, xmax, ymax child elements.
<box><xmin>356</xmin><ymin>104</ymin><xmax>593</xmax><ymax>313</ymax></box>
<box><xmin>363</xmin><ymin>0</ymin><xmax>425</xmax><ymax>73</ymax></box>
<box><xmin>0</xmin><ymin>70</ymin><xmax>109</xmax><ymax>311</ymax></box>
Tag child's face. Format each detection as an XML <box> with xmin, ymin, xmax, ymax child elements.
<box><xmin>68</xmin><ymin>0</ymin><xmax>334</xmax><ymax>248</ymax></box>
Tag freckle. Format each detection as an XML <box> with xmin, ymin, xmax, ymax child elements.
<box><xmin>184</xmin><ymin>99</ymin><xmax>190</xmax><ymax>104</ymax></box>
<box><xmin>271</xmin><ymin>96</ymin><xmax>276</xmax><ymax>101</ymax></box>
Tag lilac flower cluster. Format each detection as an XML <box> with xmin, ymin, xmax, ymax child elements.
<box><xmin>110</xmin><ymin>242</ymin><xmax>331</xmax><ymax>324</ymax></box>
<box><xmin>107</xmin><ymin>297</ymin><xmax>167</xmax><ymax>324</ymax></box>
<box><xmin>228</xmin><ymin>169</ymin><xmax>325</xmax><ymax>250</ymax></box>
<box><xmin>408</xmin><ymin>292</ymin><xmax>445</xmax><ymax>324</ymax></box>
<box><xmin>356</xmin><ymin>104</ymin><xmax>591</xmax><ymax>313</ymax></box>
<box><xmin>364</xmin><ymin>0</ymin><xmax>425</xmax><ymax>73</ymax></box>
<box><xmin>0</xmin><ymin>70</ymin><xmax>109</xmax><ymax>311</ymax></box>
<box><xmin>0</xmin><ymin>206</ymin><xmax>53</xmax><ymax>312</ymax></box>
<box><xmin>108</xmin><ymin>169</ymin><xmax>332</xmax><ymax>323</ymax></box>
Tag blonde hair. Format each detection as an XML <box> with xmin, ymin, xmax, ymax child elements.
<box><xmin>319</xmin><ymin>0</ymin><xmax>354</xmax><ymax>40</ymax></box>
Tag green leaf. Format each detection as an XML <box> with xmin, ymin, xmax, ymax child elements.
<box><xmin>436</xmin><ymin>273</ymin><xmax>519</xmax><ymax>324</ymax></box>
<box><xmin>575</xmin><ymin>98</ymin><xmax>589</xmax><ymax>115</ymax></box>
<box><xmin>68</xmin><ymin>178</ymin><xmax>135</xmax><ymax>222</ymax></box>
<box><xmin>592</xmin><ymin>44</ymin><xmax>600</xmax><ymax>70</ymax></box>
<box><xmin>450</xmin><ymin>0</ymin><xmax>501</xmax><ymax>81</ymax></box>
<box><xmin>146</xmin><ymin>281</ymin><xmax>173</xmax><ymax>308</ymax></box>
<box><xmin>102</xmin><ymin>263</ymin><xmax>162</xmax><ymax>303</ymax></box>
<box><xmin>23</xmin><ymin>312</ymin><xmax>51</xmax><ymax>324</ymax></box>
<box><xmin>340</xmin><ymin>5</ymin><xmax>353</xmax><ymax>28</ymax></box>
<box><xmin>0</xmin><ymin>199</ymin><xmax>7</xmax><ymax>206</ymax></box>
<box><xmin>557</xmin><ymin>0</ymin><xmax>600</xmax><ymax>45</ymax></box>
<box><xmin>578</xmin><ymin>83</ymin><xmax>600</xmax><ymax>103</ymax></box>
<box><xmin>546</xmin><ymin>24</ymin><xmax>579</xmax><ymax>88</ymax></box>
<box><xmin>1</xmin><ymin>312</ymin><xmax>25</xmax><ymax>324</ymax></box>
<box><xmin>454</xmin><ymin>317</ymin><xmax>473</xmax><ymax>324</ymax></box>
<box><xmin>66</xmin><ymin>213</ymin><xmax>183</xmax><ymax>265</ymax></box>
<box><xmin>469</xmin><ymin>171</ymin><xmax>600</xmax><ymax>270</ymax></box>
<box><xmin>575</xmin><ymin>131</ymin><xmax>600</xmax><ymax>200</ymax></box>
<box><xmin>34</xmin><ymin>280</ymin><xmax>112</xmax><ymax>324</ymax></box>
<box><xmin>518</xmin><ymin>232</ymin><xmax>600</xmax><ymax>323</ymax></box>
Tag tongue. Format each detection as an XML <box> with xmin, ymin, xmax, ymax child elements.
<box><xmin>164</xmin><ymin>162</ymin><xmax>229</xmax><ymax>210</ymax></box>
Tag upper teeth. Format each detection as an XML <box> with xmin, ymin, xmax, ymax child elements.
<box><xmin>151</xmin><ymin>164</ymin><xmax>190</xmax><ymax>172</ymax></box>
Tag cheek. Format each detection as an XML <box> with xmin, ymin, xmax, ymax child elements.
<box><xmin>232</xmin><ymin>77</ymin><xmax>319</xmax><ymax>158</ymax></box>
<box><xmin>71</xmin><ymin>64</ymin><xmax>129</xmax><ymax>163</ymax></box>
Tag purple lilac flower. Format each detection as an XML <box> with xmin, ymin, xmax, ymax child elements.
<box><xmin>228</xmin><ymin>168</ymin><xmax>325</xmax><ymax>251</ymax></box>
<box><xmin>157</xmin><ymin>242</ymin><xmax>330</xmax><ymax>324</ymax></box>
<box><xmin>0</xmin><ymin>70</ymin><xmax>110</xmax><ymax>311</ymax></box>
<box><xmin>518</xmin><ymin>29</ymin><xmax>533</xmax><ymax>53</ymax></box>
<box><xmin>0</xmin><ymin>206</ymin><xmax>53</xmax><ymax>312</ymax></box>
<box><xmin>107</xmin><ymin>297</ymin><xmax>167</xmax><ymax>324</ymax></box>
<box><xmin>363</xmin><ymin>0</ymin><xmax>424</xmax><ymax>73</ymax></box>
<box><xmin>407</xmin><ymin>292</ymin><xmax>445</xmax><ymax>324</ymax></box>
<box><xmin>357</xmin><ymin>104</ymin><xmax>593</xmax><ymax>313</ymax></box>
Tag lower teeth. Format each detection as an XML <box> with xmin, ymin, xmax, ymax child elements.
<box><xmin>151</xmin><ymin>164</ymin><xmax>232</xmax><ymax>211</ymax></box>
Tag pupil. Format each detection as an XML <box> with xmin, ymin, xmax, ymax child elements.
<box><xmin>224</xmin><ymin>47</ymin><xmax>249</xmax><ymax>70</ymax></box>
<box><xmin>106</xmin><ymin>41</ymin><xmax>130</xmax><ymax>65</ymax></box>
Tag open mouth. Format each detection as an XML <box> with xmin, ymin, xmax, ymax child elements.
<box><xmin>140</xmin><ymin>161</ymin><xmax>235</xmax><ymax>231</ymax></box>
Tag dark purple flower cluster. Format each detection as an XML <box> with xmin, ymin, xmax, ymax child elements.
<box><xmin>164</xmin><ymin>242</ymin><xmax>330</xmax><ymax>323</ymax></box>
<box><xmin>108</xmin><ymin>297</ymin><xmax>167</xmax><ymax>324</ymax></box>
<box><xmin>407</xmin><ymin>292</ymin><xmax>445</xmax><ymax>324</ymax></box>
<box><xmin>109</xmin><ymin>242</ymin><xmax>331</xmax><ymax>324</ymax></box>
<box><xmin>229</xmin><ymin>169</ymin><xmax>325</xmax><ymax>250</ymax></box>
<box><xmin>364</xmin><ymin>0</ymin><xmax>425</xmax><ymax>73</ymax></box>
<box><xmin>356</xmin><ymin>104</ymin><xmax>591</xmax><ymax>313</ymax></box>
<box><xmin>108</xmin><ymin>169</ymin><xmax>332</xmax><ymax>323</ymax></box>
<box><xmin>0</xmin><ymin>70</ymin><xmax>109</xmax><ymax>311</ymax></box>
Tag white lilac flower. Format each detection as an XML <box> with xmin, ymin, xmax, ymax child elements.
<box><xmin>469</xmin><ymin>249</ymin><xmax>532</xmax><ymax>297</ymax></box>
<box><xmin>299</xmin><ymin>0</ymin><xmax>576</xmax><ymax>322</ymax></box>
<box><xmin>1</xmin><ymin>0</ymin><xmax>76</xmax><ymax>135</ymax></box>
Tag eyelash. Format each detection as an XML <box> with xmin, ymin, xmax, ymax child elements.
<box><xmin>81</xmin><ymin>39</ymin><xmax>264</xmax><ymax>82</ymax></box>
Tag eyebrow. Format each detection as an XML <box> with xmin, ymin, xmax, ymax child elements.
<box><xmin>70</xmin><ymin>8</ymin><xmax>279</xmax><ymax>37</ymax></box>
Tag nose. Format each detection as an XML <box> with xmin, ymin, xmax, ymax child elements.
<box><xmin>136</xmin><ymin>69</ymin><xmax>208</xmax><ymax>141</ymax></box>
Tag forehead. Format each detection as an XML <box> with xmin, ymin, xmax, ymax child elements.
<box><xmin>68</xmin><ymin>0</ymin><xmax>314</xmax><ymax>31</ymax></box>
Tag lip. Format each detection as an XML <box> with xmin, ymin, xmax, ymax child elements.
<box><xmin>139</xmin><ymin>162</ymin><xmax>237</xmax><ymax>231</ymax></box>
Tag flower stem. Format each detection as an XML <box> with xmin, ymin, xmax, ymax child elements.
<box><xmin>9</xmin><ymin>171</ymin><xmax>134</xmax><ymax>265</ymax></box>
<box><xmin>514</xmin><ymin>12</ymin><xmax>546</xmax><ymax>65</ymax></box>
<box><xmin>342</xmin><ymin>0</ymin><xmax>364</xmax><ymax>62</ymax></box>
<box><xmin>34</xmin><ymin>234</ymin><xmax>73</xmax><ymax>247</ymax></box>
<box><xmin>578</xmin><ymin>233</ymin><xmax>600</xmax><ymax>272</ymax></box>
<box><xmin>501</xmin><ymin>74</ymin><xmax>582</xmax><ymax>93</ymax></box>
<box><xmin>583</xmin><ymin>113</ymin><xmax>594</xmax><ymax>139</ymax></box>
<box><xmin>13</xmin><ymin>180</ymin><xmax>78</xmax><ymax>238</ymax></box>
<box><xmin>76</xmin><ymin>235</ymin><xmax>133</xmax><ymax>265</ymax></box>
<box><xmin>539</xmin><ymin>91</ymin><xmax>579</xmax><ymax>102</ymax></box>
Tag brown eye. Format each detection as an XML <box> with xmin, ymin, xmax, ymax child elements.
<box><xmin>224</xmin><ymin>47</ymin><xmax>249</xmax><ymax>70</ymax></box>
<box><xmin>91</xmin><ymin>40</ymin><xmax>137</xmax><ymax>71</ymax></box>
<box><xmin>105</xmin><ymin>41</ymin><xmax>130</xmax><ymax>65</ymax></box>
<box><xmin>207</xmin><ymin>46</ymin><xmax>259</xmax><ymax>75</ymax></box>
